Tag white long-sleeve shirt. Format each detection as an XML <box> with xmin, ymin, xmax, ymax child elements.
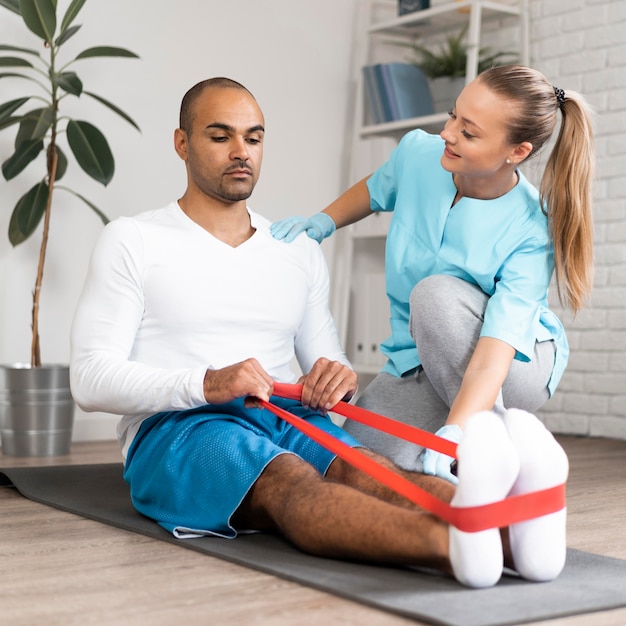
<box><xmin>70</xmin><ymin>201</ymin><xmax>349</xmax><ymax>456</ymax></box>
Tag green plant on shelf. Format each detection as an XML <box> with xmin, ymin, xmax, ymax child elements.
<box><xmin>397</xmin><ymin>24</ymin><xmax>518</xmax><ymax>79</ymax></box>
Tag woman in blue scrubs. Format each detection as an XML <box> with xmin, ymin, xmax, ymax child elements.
<box><xmin>271</xmin><ymin>65</ymin><xmax>595</xmax><ymax>483</ymax></box>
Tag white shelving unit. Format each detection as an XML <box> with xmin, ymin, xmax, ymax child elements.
<box><xmin>331</xmin><ymin>0</ymin><xmax>528</xmax><ymax>378</ymax></box>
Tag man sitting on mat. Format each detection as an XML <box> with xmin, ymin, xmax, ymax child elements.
<box><xmin>70</xmin><ymin>77</ymin><xmax>568</xmax><ymax>589</ymax></box>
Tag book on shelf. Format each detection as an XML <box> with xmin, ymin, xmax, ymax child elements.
<box><xmin>362</xmin><ymin>65</ymin><xmax>386</xmax><ymax>125</ymax></box>
<box><xmin>379</xmin><ymin>63</ymin><xmax>401</xmax><ymax>121</ymax></box>
<box><xmin>362</xmin><ymin>62</ymin><xmax>434</xmax><ymax>124</ymax></box>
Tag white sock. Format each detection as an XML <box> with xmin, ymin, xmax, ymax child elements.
<box><xmin>449</xmin><ymin>411</ymin><xmax>520</xmax><ymax>588</ymax></box>
<box><xmin>503</xmin><ymin>408</ymin><xmax>569</xmax><ymax>582</ymax></box>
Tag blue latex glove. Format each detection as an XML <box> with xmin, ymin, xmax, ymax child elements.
<box><xmin>270</xmin><ymin>212</ymin><xmax>336</xmax><ymax>244</ymax></box>
<box><xmin>420</xmin><ymin>424</ymin><xmax>463</xmax><ymax>485</ymax></box>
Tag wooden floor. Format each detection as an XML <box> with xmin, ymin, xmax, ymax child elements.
<box><xmin>1</xmin><ymin>435</ymin><xmax>625</xmax><ymax>626</ymax></box>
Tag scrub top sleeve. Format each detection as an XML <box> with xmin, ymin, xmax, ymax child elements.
<box><xmin>367</xmin><ymin>129</ymin><xmax>439</xmax><ymax>213</ymax></box>
<box><xmin>366</xmin><ymin>133</ymin><xmax>416</xmax><ymax>212</ymax></box>
<box><xmin>480</xmin><ymin>236</ymin><xmax>554</xmax><ymax>362</ymax></box>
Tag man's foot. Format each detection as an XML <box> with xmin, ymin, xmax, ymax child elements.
<box><xmin>503</xmin><ymin>408</ymin><xmax>569</xmax><ymax>581</ymax></box>
<box><xmin>449</xmin><ymin>411</ymin><xmax>520</xmax><ymax>588</ymax></box>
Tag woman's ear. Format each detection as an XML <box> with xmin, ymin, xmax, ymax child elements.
<box><xmin>512</xmin><ymin>141</ymin><xmax>533</xmax><ymax>163</ymax></box>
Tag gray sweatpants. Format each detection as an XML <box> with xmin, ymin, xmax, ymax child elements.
<box><xmin>343</xmin><ymin>274</ymin><xmax>555</xmax><ymax>472</ymax></box>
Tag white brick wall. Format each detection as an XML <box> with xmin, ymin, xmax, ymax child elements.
<box><xmin>529</xmin><ymin>0</ymin><xmax>626</xmax><ymax>439</ymax></box>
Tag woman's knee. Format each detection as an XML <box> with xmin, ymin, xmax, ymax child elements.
<box><xmin>411</xmin><ymin>275</ymin><xmax>485</xmax><ymax>317</ymax></box>
<box><xmin>410</xmin><ymin>275</ymin><xmax>451</xmax><ymax>315</ymax></box>
<box><xmin>410</xmin><ymin>275</ymin><xmax>487</xmax><ymax>343</ymax></box>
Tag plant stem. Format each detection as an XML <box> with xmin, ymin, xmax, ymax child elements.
<box><xmin>30</xmin><ymin>39</ymin><xmax>59</xmax><ymax>368</ymax></box>
<box><xmin>31</xmin><ymin>146</ymin><xmax>58</xmax><ymax>368</ymax></box>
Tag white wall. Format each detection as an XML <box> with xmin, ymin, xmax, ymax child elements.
<box><xmin>2</xmin><ymin>0</ymin><xmax>624</xmax><ymax>444</ymax></box>
<box><xmin>0</xmin><ymin>0</ymin><xmax>358</xmax><ymax>440</ymax></box>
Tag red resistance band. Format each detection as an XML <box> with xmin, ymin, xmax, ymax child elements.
<box><xmin>260</xmin><ymin>383</ymin><xmax>565</xmax><ymax>533</ymax></box>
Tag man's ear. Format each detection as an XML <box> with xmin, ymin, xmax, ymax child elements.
<box><xmin>174</xmin><ymin>128</ymin><xmax>188</xmax><ymax>161</ymax></box>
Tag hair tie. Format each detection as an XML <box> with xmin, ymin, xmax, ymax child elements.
<box><xmin>554</xmin><ymin>86</ymin><xmax>566</xmax><ymax>107</ymax></box>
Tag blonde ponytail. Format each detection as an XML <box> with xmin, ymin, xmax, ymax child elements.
<box><xmin>540</xmin><ymin>92</ymin><xmax>595</xmax><ymax>312</ymax></box>
<box><xmin>478</xmin><ymin>65</ymin><xmax>595</xmax><ymax>313</ymax></box>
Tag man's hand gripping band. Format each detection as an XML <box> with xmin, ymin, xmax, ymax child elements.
<box><xmin>260</xmin><ymin>383</ymin><xmax>565</xmax><ymax>533</ymax></box>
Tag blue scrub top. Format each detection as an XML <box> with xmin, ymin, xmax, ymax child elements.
<box><xmin>367</xmin><ymin>129</ymin><xmax>568</xmax><ymax>396</ymax></box>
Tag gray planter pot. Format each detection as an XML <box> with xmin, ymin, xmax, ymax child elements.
<box><xmin>430</xmin><ymin>76</ymin><xmax>466</xmax><ymax>113</ymax></box>
<box><xmin>0</xmin><ymin>364</ymin><xmax>75</xmax><ymax>457</ymax></box>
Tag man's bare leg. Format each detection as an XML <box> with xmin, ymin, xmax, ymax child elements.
<box><xmin>233</xmin><ymin>411</ymin><xmax>521</xmax><ymax>587</ymax></box>
<box><xmin>326</xmin><ymin>447</ymin><xmax>455</xmax><ymax>511</ymax></box>
<box><xmin>232</xmin><ymin>452</ymin><xmax>452</xmax><ymax>573</ymax></box>
<box><xmin>233</xmin><ymin>409</ymin><xmax>569</xmax><ymax>587</ymax></box>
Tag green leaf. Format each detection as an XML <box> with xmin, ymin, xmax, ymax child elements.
<box><xmin>56</xmin><ymin>70</ymin><xmax>82</xmax><ymax>95</ymax></box>
<box><xmin>57</xmin><ymin>185</ymin><xmax>109</xmax><ymax>224</ymax></box>
<box><xmin>0</xmin><ymin>56</ymin><xmax>34</xmax><ymax>68</ymax></box>
<box><xmin>0</xmin><ymin>97</ymin><xmax>30</xmax><ymax>123</ymax></box>
<box><xmin>0</xmin><ymin>44</ymin><xmax>40</xmax><ymax>56</ymax></box>
<box><xmin>16</xmin><ymin>115</ymin><xmax>37</xmax><ymax>146</ymax></box>
<box><xmin>55</xmin><ymin>23</ymin><xmax>80</xmax><ymax>46</ymax></box>
<box><xmin>75</xmin><ymin>46</ymin><xmax>139</xmax><ymax>60</ymax></box>
<box><xmin>2</xmin><ymin>138</ymin><xmax>43</xmax><ymax>179</ymax></box>
<box><xmin>59</xmin><ymin>0</ymin><xmax>86</xmax><ymax>34</ymax></box>
<box><xmin>0</xmin><ymin>71</ymin><xmax>35</xmax><ymax>79</ymax></box>
<box><xmin>0</xmin><ymin>73</ymin><xmax>44</xmax><ymax>94</ymax></box>
<box><xmin>19</xmin><ymin>0</ymin><xmax>57</xmax><ymax>43</ymax></box>
<box><xmin>8</xmin><ymin>181</ymin><xmax>49</xmax><ymax>245</ymax></box>
<box><xmin>15</xmin><ymin>106</ymin><xmax>53</xmax><ymax>144</ymax></box>
<box><xmin>66</xmin><ymin>119</ymin><xmax>114</xmax><ymax>185</ymax></box>
<box><xmin>0</xmin><ymin>115</ymin><xmax>22</xmax><ymax>131</ymax></box>
<box><xmin>0</xmin><ymin>0</ymin><xmax>21</xmax><ymax>15</ymax></box>
<box><xmin>84</xmin><ymin>91</ymin><xmax>141</xmax><ymax>132</ymax></box>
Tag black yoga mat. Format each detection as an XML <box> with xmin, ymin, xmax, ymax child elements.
<box><xmin>2</xmin><ymin>463</ymin><xmax>625</xmax><ymax>626</ymax></box>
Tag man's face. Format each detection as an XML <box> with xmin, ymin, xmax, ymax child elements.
<box><xmin>176</xmin><ymin>87</ymin><xmax>265</xmax><ymax>204</ymax></box>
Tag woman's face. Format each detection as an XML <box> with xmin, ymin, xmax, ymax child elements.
<box><xmin>440</xmin><ymin>79</ymin><xmax>520</xmax><ymax>179</ymax></box>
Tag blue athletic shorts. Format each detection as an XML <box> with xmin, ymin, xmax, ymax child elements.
<box><xmin>123</xmin><ymin>396</ymin><xmax>362</xmax><ymax>538</ymax></box>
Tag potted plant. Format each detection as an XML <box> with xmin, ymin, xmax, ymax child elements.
<box><xmin>0</xmin><ymin>0</ymin><xmax>140</xmax><ymax>455</ymax></box>
<box><xmin>398</xmin><ymin>24</ymin><xmax>517</xmax><ymax>112</ymax></box>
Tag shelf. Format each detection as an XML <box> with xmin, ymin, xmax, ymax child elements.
<box><xmin>359</xmin><ymin>0</ymin><xmax>528</xmax><ymax>140</ymax></box>
<box><xmin>330</xmin><ymin>0</ymin><xmax>528</xmax><ymax>357</ymax></box>
<box><xmin>369</xmin><ymin>0</ymin><xmax>521</xmax><ymax>38</ymax></box>
<box><xmin>360</xmin><ymin>111</ymin><xmax>449</xmax><ymax>138</ymax></box>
